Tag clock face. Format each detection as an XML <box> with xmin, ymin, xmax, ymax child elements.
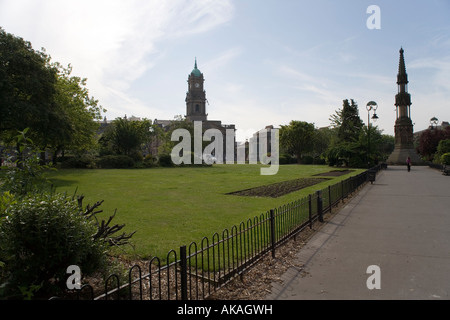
<box><xmin>195</xmin><ymin>83</ymin><xmax>200</xmax><ymax>88</ymax></box>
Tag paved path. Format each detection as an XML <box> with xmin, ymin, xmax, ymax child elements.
<box><xmin>267</xmin><ymin>165</ymin><xmax>450</xmax><ymax>300</ymax></box>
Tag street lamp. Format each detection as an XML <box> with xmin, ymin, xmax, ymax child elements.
<box><xmin>366</xmin><ymin>101</ymin><xmax>379</xmax><ymax>168</ymax></box>
<box><xmin>430</xmin><ymin>117</ymin><xmax>438</xmax><ymax>129</ymax></box>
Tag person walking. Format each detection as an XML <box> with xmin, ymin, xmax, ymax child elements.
<box><xmin>406</xmin><ymin>156</ymin><xmax>411</xmax><ymax>172</ymax></box>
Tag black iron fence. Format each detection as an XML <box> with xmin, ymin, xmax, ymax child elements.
<box><xmin>64</xmin><ymin>166</ymin><xmax>382</xmax><ymax>300</ymax></box>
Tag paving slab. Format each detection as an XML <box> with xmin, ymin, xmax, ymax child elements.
<box><xmin>267</xmin><ymin>165</ymin><xmax>450</xmax><ymax>300</ymax></box>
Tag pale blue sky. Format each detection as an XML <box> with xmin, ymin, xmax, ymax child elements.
<box><xmin>1</xmin><ymin>0</ymin><xmax>449</xmax><ymax>141</ymax></box>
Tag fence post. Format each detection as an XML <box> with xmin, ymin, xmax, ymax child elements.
<box><xmin>180</xmin><ymin>245</ymin><xmax>188</xmax><ymax>300</ymax></box>
<box><xmin>308</xmin><ymin>194</ymin><xmax>312</xmax><ymax>229</ymax></box>
<box><xmin>316</xmin><ymin>190</ymin><xmax>324</xmax><ymax>223</ymax></box>
<box><xmin>270</xmin><ymin>209</ymin><xmax>276</xmax><ymax>258</ymax></box>
<box><xmin>328</xmin><ymin>185</ymin><xmax>332</xmax><ymax>214</ymax></box>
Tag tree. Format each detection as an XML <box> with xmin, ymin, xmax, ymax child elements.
<box><xmin>312</xmin><ymin>127</ymin><xmax>334</xmax><ymax>162</ymax></box>
<box><xmin>330</xmin><ymin>99</ymin><xmax>364</xmax><ymax>142</ymax></box>
<box><xmin>101</xmin><ymin>117</ymin><xmax>153</xmax><ymax>158</ymax></box>
<box><xmin>279</xmin><ymin>121</ymin><xmax>315</xmax><ymax>163</ymax></box>
<box><xmin>0</xmin><ymin>28</ymin><xmax>105</xmax><ymax>163</ymax></box>
<box><xmin>0</xmin><ymin>27</ymin><xmax>57</xmax><ymax>147</ymax></box>
<box><xmin>325</xmin><ymin>99</ymin><xmax>366</xmax><ymax>167</ymax></box>
<box><xmin>417</xmin><ymin>127</ymin><xmax>450</xmax><ymax>161</ymax></box>
<box><xmin>49</xmin><ymin>63</ymin><xmax>105</xmax><ymax>158</ymax></box>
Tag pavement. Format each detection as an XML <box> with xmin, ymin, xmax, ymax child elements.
<box><xmin>267</xmin><ymin>165</ymin><xmax>450</xmax><ymax>300</ymax></box>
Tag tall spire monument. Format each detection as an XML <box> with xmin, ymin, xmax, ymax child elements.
<box><xmin>387</xmin><ymin>48</ymin><xmax>425</xmax><ymax>165</ymax></box>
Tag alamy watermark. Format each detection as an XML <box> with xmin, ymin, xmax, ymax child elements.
<box><xmin>171</xmin><ymin>121</ymin><xmax>280</xmax><ymax>175</ymax></box>
<box><xmin>366</xmin><ymin>5</ymin><xmax>381</xmax><ymax>30</ymax></box>
<box><xmin>66</xmin><ymin>265</ymin><xmax>81</xmax><ymax>290</ymax></box>
<box><xmin>366</xmin><ymin>265</ymin><xmax>381</xmax><ymax>290</ymax></box>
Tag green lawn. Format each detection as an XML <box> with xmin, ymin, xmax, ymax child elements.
<box><xmin>48</xmin><ymin>164</ymin><xmax>364</xmax><ymax>259</ymax></box>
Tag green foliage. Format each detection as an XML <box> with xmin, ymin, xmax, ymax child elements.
<box><xmin>437</xmin><ymin>139</ymin><xmax>450</xmax><ymax>154</ymax></box>
<box><xmin>97</xmin><ymin>155</ymin><xmax>135</xmax><ymax>169</ymax></box>
<box><xmin>59</xmin><ymin>154</ymin><xmax>98</xmax><ymax>169</ymax></box>
<box><xmin>0</xmin><ymin>27</ymin><xmax>105</xmax><ymax>162</ymax></box>
<box><xmin>49</xmin><ymin>63</ymin><xmax>104</xmax><ymax>156</ymax></box>
<box><xmin>279</xmin><ymin>121</ymin><xmax>315</xmax><ymax>163</ymax></box>
<box><xmin>100</xmin><ymin>117</ymin><xmax>153</xmax><ymax>157</ymax></box>
<box><xmin>0</xmin><ymin>27</ymin><xmax>57</xmax><ymax>143</ymax></box>
<box><xmin>418</xmin><ymin>128</ymin><xmax>450</xmax><ymax>161</ymax></box>
<box><xmin>330</xmin><ymin>99</ymin><xmax>364</xmax><ymax>142</ymax></box>
<box><xmin>0</xmin><ymin>192</ymin><xmax>16</xmax><ymax>220</ymax></box>
<box><xmin>158</xmin><ymin>153</ymin><xmax>174</xmax><ymax>167</ymax></box>
<box><xmin>0</xmin><ymin>192</ymin><xmax>108</xmax><ymax>298</ymax></box>
<box><xmin>0</xmin><ymin>129</ymin><xmax>53</xmax><ymax>196</ymax></box>
<box><xmin>325</xmin><ymin>99</ymin><xmax>390</xmax><ymax>168</ymax></box>
<box><xmin>441</xmin><ymin>153</ymin><xmax>450</xmax><ymax>165</ymax></box>
<box><xmin>436</xmin><ymin>139</ymin><xmax>450</xmax><ymax>163</ymax></box>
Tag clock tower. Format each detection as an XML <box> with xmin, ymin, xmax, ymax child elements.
<box><xmin>186</xmin><ymin>58</ymin><xmax>208</xmax><ymax>122</ymax></box>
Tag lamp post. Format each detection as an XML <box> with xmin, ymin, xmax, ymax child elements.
<box><xmin>430</xmin><ymin>117</ymin><xmax>438</xmax><ymax>130</ymax></box>
<box><xmin>366</xmin><ymin>101</ymin><xmax>379</xmax><ymax>168</ymax></box>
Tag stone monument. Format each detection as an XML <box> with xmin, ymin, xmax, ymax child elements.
<box><xmin>387</xmin><ymin>48</ymin><xmax>425</xmax><ymax>165</ymax></box>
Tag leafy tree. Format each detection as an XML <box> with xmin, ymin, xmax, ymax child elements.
<box><xmin>330</xmin><ymin>99</ymin><xmax>364</xmax><ymax>142</ymax></box>
<box><xmin>312</xmin><ymin>127</ymin><xmax>334</xmax><ymax>162</ymax></box>
<box><xmin>155</xmin><ymin>115</ymin><xmax>194</xmax><ymax>155</ymax></box>
<box><xmin>437</xmin><ymin>139</ymin><xmax>450</xmax><ymax>157</ymax></box>
<box><xmin>0</xmin><ymin>27</ymin><xmax>57</xmax><ymax>148</ymax></box>
<box><xmin>49</xmin><ymin>63</ymin><xmax>105</xmax><ymax>158</ymax></box>
<box><xmin>279</xmin><ymin>121</ymin><xmax>315</xmax><ymax>163</ymax></box>
<box><xmin>0</xmin><ymin>129</ymin><xmax>53</xmax><ymax>196</ymax></box>
<box><xmin>325</xmin><ymin>99</ymin><xmax>366</xmax><ymax>167</ymax></box>
<box><xmin>101</xmin><ymin>117</ymin><xmax>153</xmax><ymax>158</ymax></box>
<box><xmin>1</xmin><ymin>28</ymin><xmax>105</xmax><ymax>163</ymax></box>
<box><xmin>417</xmin><ymin>127</ymin><xmax>450</xmax><ymax>161</ymax></box>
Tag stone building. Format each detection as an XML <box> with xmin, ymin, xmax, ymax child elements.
<box><xmin>387</xmin><ymin>48</ymin><xmax>426</xmax><ymax>165</ymax></box>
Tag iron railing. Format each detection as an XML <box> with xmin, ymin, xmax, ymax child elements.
<box><xmin>62</xmin><ymin>166</ymin><xmax>382</xmax><ymax>300</ymax></box>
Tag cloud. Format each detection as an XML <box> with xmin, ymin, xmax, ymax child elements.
<box><xmin>202</xmin><ymin>47</ymin><xmax>243</xmax><ymax>75</ymax></box>
<box><xmin>0</xmin><ymin>0</ymin><xmax>234</xmax><ymax>116</ymax></box>
<box><xmin>409</xmin><ymin>57</ymin><xmax>450</xmax><ymax>91</ymax></box>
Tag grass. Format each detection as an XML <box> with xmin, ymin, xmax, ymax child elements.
<box><xmin>47</xmin><ymin>164</ymin><xmax>364</xmax><ymax>260</ymax></box>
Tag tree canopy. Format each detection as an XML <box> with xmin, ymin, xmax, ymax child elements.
<box><xmin>0</xmin><ymin>27</ymin><xmax>104</xmax><ymax>160</ymax></box>
<box><xmin>279</xmin><ymin>120</ymin><xmax>315</xmax><ymax>163</ymax></box>
<box><xmin>325</xmin><ymin>99</ymin><xmax>392</xmax><ymax>168</ymax></box>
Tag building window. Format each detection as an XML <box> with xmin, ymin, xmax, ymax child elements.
<box><xmin>195</xmin><ymin>104</ymin><xmax>199</xmax><ymax>112</ymax></box>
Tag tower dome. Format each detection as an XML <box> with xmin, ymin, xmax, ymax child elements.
<box><xmin>191</xmin><ymin>58</ymin><xmax>202</xmax><ymax>77</ymax></box>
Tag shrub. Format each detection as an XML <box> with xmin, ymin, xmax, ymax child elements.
<box><xmin>97</xmin><ymin>155</ymin><xmax>135</xmax><ymax>169</ymax></box>
<box><xmin>0</xmin><ymin>192</ymin><xmax>108</xmax><ymax>299</ymax></box>
<box><xmin>441</xmin><ymin>153</ymin><xmax>450</xmax><ymax>165</ymax></box>
<box><xmin>59</xmin><ymin>154</ymin><xmax>98</xmax><ymax>169</ymax></box>
<box><xmin>158</xmin><ymin>153</ymin><xmax>174</xmax><ymax>167</ymax></box>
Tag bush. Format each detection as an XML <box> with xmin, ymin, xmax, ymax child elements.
<box><xmin>441</xmin><ymin>153</ymin><xmax>450</xmax><ymax>165</ymax></box>
<box><xmin>0</xmin><ymin>192</ymin><xmax>108</xmax><ymax>299</ymax></box>
<box><xmin>301</xmin><ymin>155</ymin><xmax>313</xmax><ymax>164</ymax></box>
<box><xmin>279</xmin><ymin>154</ymin><xmax>294</xmax><ymax>165</ymax></box>
<box><xmin>97</xmin><ymin>155</ymin><xmax>135</xmax><ymax>169</ymax></box>
<box><xmin>158</xmin><ymin>153</ymin><xmax>174</xmax><ymax>167</ymax></box>
<box><xmin>59</xmin><ymin>154</ymin><xmax>98</xmax><ymax>169</ymax></box>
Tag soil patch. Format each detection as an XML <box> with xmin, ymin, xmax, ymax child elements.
<box><xmin>313</xmin><ymin>169</ymin><xmax>354</xmax><ymax>177</ymax></box>
<box><xmin>227</xmin><ymin>178</ymin><xmax>328</xmax><ymax>198</ymax></box>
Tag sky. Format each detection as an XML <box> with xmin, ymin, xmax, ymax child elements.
<box><xmin>1</xmin><ymin>0</ymin><xmax>449</xmax><ymax>142</ymax></box>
